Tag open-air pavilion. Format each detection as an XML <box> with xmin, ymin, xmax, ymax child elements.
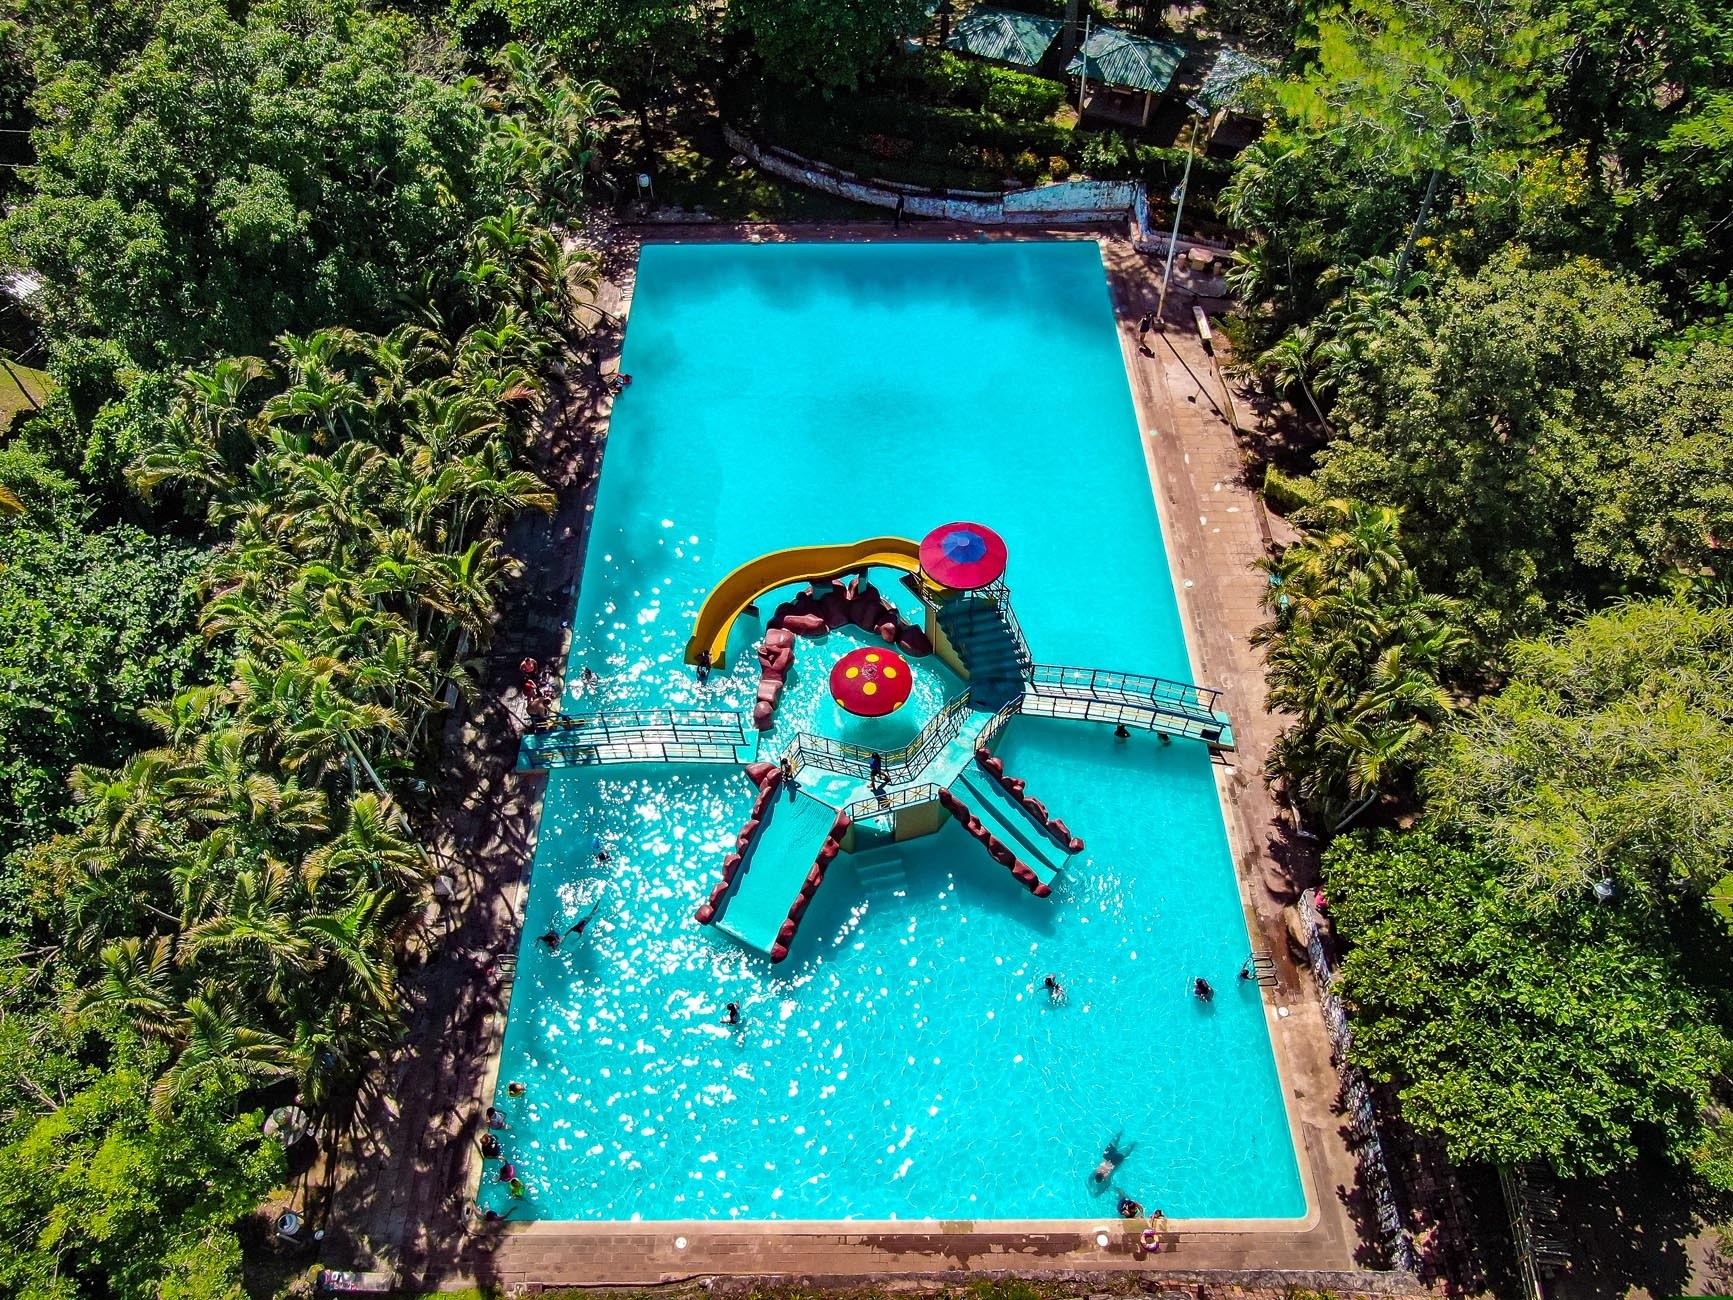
<box><xmin>943</xmin><ymin>5</ymin><xmax>1065</xmax><ymax>72</ymax></box>
<box><xmin>1066</xmin><ymin>25</ymin><xmax>1186</xmax><ymax>127</ymax></box>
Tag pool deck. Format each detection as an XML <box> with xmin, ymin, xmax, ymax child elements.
<box><xmin>318</xmin><ymin>222</ymin><xmax>1392</xmax><ymax>1291</ymax></box>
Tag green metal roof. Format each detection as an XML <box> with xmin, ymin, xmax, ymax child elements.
<box><xmin>945</xmin><ymin>6</ymin><xmax>1064</xmax><ymax>69</ymax></box>
<box><xmin>1064</xmin><ymin>27</ymin><xmax>1186</xmax><ymax>94</ymax></box>
<box><xmin>1198</xmin><ymin>47</ymin><xmax>1272</xmax><ymax>112</ymax></box>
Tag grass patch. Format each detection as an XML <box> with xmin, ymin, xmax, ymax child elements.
<box><xmin>0</xmin><ymin>360</ymin><xmax>50</xmax><ymax>430</ymax></box>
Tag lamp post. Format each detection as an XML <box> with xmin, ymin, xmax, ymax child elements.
<box><xmin>1076</xmin><ymin>13</ymin><xmax>1091</xmax><ymax>115</ymax></box>
<box><xmin>1155</xmin><ymin>97</ymin><xmax>1206</xmax><ymax>329</ymax></box>
<box><xmin>935</xmin><ymin>0</ymin><xmax>953</xmax><ymax>46</ymax></box>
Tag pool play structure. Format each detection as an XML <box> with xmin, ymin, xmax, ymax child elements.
<box><xmin>481</xmin><ymin>241</ymin><xmax>1306</xmax><ymax>1225</ymax></box>
<box><xmin>529</xmin><ymin>521</ymin><xmax>1235</xmax><ymax>966</ymax></box>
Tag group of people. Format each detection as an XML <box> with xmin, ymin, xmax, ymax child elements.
<box><xmin>520</xmin><ymin>658</ymin><xmax>601</xmax><ymax>710</ymax></box>
<box><xmin>1092</xmin><ymin>1133</ymin><xmax>1169</xmax><ymax>1247</ymax></box>
<box><xmin>539</xmin><ymin>835</ymin><xmax>613</xmax><ymax>951</ymax></box>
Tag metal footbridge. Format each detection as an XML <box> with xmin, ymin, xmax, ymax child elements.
<box><xmin>1021</xmin><ymin>664</ymin><xmax>1233</xmax><ymax>748</ymax></box>
<box><xmin>521</xmin><ymin>708</ymin><xmax>754</xmax><ymax>768</ymax></box>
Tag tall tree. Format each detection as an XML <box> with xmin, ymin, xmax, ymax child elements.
<box><xmin>1425</xmin><ymin>599</ymin><xmax>1733</xmax><ymax>905</ymax></box>
<box><xmin>1255</xmin><ymin>500</ymin><xmax>1467</xmax><ymax>830</ymax></box>
<box><xmin>1328</xmin><ymin>827</ymin><xmax>1732</xmax><ymax>1179</ymax></box>
<box><xmin>1279</xmin><ymin>0</ymin><xmax>1566</xmax><ymax>283</ymax></box>
<box><xmin>730</xmin><ymin>0</ymin><xmax>929</xmax><ymax>90</ymax></box>
<box><xmin>1313</xmin><ymin>252</ymin><xmax>1667</xmax><ymax>635</ymax></box>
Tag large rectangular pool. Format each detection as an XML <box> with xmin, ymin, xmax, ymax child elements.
<box><xmin>480</xmin><ymin>241</ymin><xmax>1306</xmax><ymax>1222</ymax></box>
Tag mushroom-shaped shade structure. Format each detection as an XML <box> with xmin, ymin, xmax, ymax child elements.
<box><xmin>920</xmin><ymin>522</ymin><xmax>1008</xmax><ymax>590</ymax></box>
<box><xmin>829</xmin><ymin>646</ymin><xmax>913</xmax><ymax>717</ymax></box>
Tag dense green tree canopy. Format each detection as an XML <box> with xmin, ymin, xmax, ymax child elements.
<box><xmin>1425</xmin><ymin>599</ymin><xmax>1733</xmax><ymax>903</ymax></box>
<box><xmin>6</xmin><ymin>0</ymin><xmax>490</xmax><ymax>368</ymax></box>
<box><xmin>1313</xmin><ymin>253</ymin><xmax>1670</xmax><ymax>634</ymax></box>
<box><xmin>0</xmin><ymin>450</ymin><xmax>205</xmax><ymax>875</ymax></box>
<box><xmin>0</xmin><ymin>1069</ymin><xmax>283</xmax><ymax>1300</ymax></box>
<box><xmin>730</xmin><ymin>0</ymin><xmax>928</xmax><ymax>89</ymax></box>
<box><xmin>1329</xmin><ymin>827</ymin><xmax>1731</xmax><ymax>1177</ymax></box>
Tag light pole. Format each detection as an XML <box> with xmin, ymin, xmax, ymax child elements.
<box><xmin>1155</xmin><ymin>97</ymin><xmax>1206</xmax><ymax>328</ymax></box>
<box><xmin>1076</xmin><ymin>13</ymin><xmax>1091</xmax><ymax>115</ymax></box>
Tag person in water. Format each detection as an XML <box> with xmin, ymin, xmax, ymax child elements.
<box><xmin>484</xmin><ymin>1106</ymin><xmax>507</xmax><ymax>1130</ymax></box>
<box><xmin>723</xmin><ymin>1002</ymin><xmax>741</xmax><ymax>1026</ymax></box>
<box><xmin>696</xmin><ymin>649</ymin><xmax>712</xmax><ymax>683</ymax></box>
<box><xmin>1239</xmin><ymin>960</ymin><xmax>1252</xmax><ymax>981</ymax></box>
<box><xmin>1114</xmin><ymin>724</ymin><xmax>1130</xmax><ymax>740</ymax></box>
<box><xmin>1044</xmin><ymin>974</ymin><xmax>1064</xmax><ymax>1001</ymax></box>
<box><xmin>1118</xmin><ymin>1196</ymin><xmax>1144</xmax><ymax>1219</ymax></box>
<box><xmin>1194</xmin><ymin>977</ymin><xmax>1214</xmax><ymax>1001</ymax></box>
<box><xmin>538</xmin><ymin>927</ymin><xmax>561</xmax><ymax>950</ymax></box>
<box><xmin>480</xmin><ymin>1132</ymin><xmax>501</xmax><ymax>1159</ymax></box>
<box><xmin>506</xmin><ymin>1081</ymin><xmax>526</xmax><ymax>1097</ymax></box>
<box><xmin>1093</xmin><ymin>1134</ymin><xmax>1128</xmax><ymax>1184</ymax></box>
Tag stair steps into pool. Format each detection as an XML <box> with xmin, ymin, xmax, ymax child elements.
<box><xmin>954</xmin><ymin>768</ymin><xmax>1072</xmax><ymax>876</ymax></box>
<box><xmin>936</xmin><ymin>597</ymin><xmax>1032</xmax><ymax>711</ymax></box>
<box><xmin>850</xmin><ymin>845</ymin><xmax>908</xmax><ymax>898</ymax></box>
<box><xmin>1249</xmin><ymin>948</ymin><xmax>1279</xmax><ymax>989</ymax></box>
<box><xmin>713</xmin><ymin>790</ymin><xmax>838</xmax><ymax>956</ymax></box>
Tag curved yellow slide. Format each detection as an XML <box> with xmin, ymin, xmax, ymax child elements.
<box><xmin>685</xmin><ymin>537</ymin><xmax>924</xmax><ymax>668</ymax></box>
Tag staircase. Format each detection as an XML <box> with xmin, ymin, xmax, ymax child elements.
<box><xmin>851</xmin><ymin>845</ymin><xmax>908</xmax><ymax>899</ymax></box>
<box><xmin>937</xmin><ymin>597</ymin><xmax>1031</xmax><ymax>710</ymax></box>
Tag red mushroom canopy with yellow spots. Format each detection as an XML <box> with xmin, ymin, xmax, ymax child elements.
<box><xmin>828</xmin><ymin>646</ymin><xmax>914</xmax><ymax>717</ymax></box>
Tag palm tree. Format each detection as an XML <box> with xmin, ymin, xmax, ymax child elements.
<box><xmin>134</xmin><ymin>355</ymin><xmax>272</xmax><ymax>506</ymax></box>
<box><xmin>149</xmin><ymin>992</ymin><xmax>294</xmax><ymax>1115</ymax></box>
<box><xmin>1254</xmin><ymin>502</ymin><xmax>1465</xmax><ymax>831</ymax></box>
<box><xmin>1258</xmin><ymin>325</ymin><xmax>1336</xmax><ymax>435</ymax></box>
<box><xmin>301</xmin><ymin>794</ymin><xmax>427</xmax><ymax>898</ymax></box>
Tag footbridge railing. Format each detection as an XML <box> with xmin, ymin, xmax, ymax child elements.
<box><xmin>845</xmin><ymin>782</ymin><xmax>944</xmax><ymax>823</ymax></box>
<box><xmin>1022</xmin><ymin>664</ymin><xmax>1233</xmax><ymax>747</ymax></box>
<box><xmin>522</xmin><ymin>708</ymin><xmax>750</xmax><ymax>768</ymax></box>
<box><xmin>787</xmin><ymin>691</ymin><xmax>973</xmax><ymax>784</ymax></box>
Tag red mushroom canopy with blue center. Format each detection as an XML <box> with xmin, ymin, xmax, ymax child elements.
<box><xmin>920</xmin><ymin>522</ymin><xmax>1008</xmax><ymax>590</ymax></box>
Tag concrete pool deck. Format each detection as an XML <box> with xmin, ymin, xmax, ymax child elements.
<box><xmin>319</xmin><ymin>223</ymin><xmax>1392</xmax><ymax>1290</ymax></box>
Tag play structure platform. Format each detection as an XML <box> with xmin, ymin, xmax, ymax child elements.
<box><xmin>684</xmin><ymin>536</ymin><xmax>923</xmax><ymax>669</ymax></box>
<box><xmin>525</xmin><ymin>523</ymin><xmax>1236</xmax><ymax>963</ymax></box>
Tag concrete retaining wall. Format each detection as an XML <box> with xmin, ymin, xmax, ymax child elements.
<box><xmin>1132</xmin><ymin>182</ymin><xmax>1234</xmax><ymax>259</ymax></box>
<box><xmin>725</xmin><ymin>126</ymin><xmax>1138</xmax><ymax>226</ymax></box>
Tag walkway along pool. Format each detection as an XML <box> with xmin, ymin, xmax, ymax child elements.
<box><xmin>479</xmin><ymin>241</ymin><xmax>1307</xmax><ymax>1223</ymax></box>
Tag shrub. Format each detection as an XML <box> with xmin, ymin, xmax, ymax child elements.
<box><xmin>977</xmin><ymin>65</ymin><xmax>1066</xmax><ymax>121</ymax></box>
<box><xmin>1262</xmin><ymin>464</ymin><xmax>1316</xmax><ymax>515</ymax></box>
<box><xmin>1079</xmin><ymin>129</ymin><xmax>1132</xmax><ymax>175</ymax></box>
<box><xmin>1013</xmin><ymin>150</ymin><xmax>1043</xmax><ymax>182</ymax></box>
<box><xmin>1048</xmin><ymin>156</ymin><xmax>1071</xmax><ymax>179</ymax></box>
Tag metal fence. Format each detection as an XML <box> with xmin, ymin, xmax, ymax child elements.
<box><xmin>844</xmin><ymin>782</ymin><xmax>944</xmax><ymax>823</ymax></box>
<box><xmin>786</xmin><ymin>690</ymin><xmax>972</xmax><ymax>783</ymax></box>
<box><xmin>1300</xmin><ymin>893</ymin><xmax>1419</xmax><ymax>1273</ymax></box>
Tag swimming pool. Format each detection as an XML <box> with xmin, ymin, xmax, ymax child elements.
<box><xmin>481</xmin><ymin>241</ymin><xmax>1306</xmax><ymax>1223</ymax></box>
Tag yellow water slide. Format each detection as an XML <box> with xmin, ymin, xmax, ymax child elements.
<box><xmin>684</xmin><ymin>536</ymin><xmax>925</xmax><ymax>668</ymax></box>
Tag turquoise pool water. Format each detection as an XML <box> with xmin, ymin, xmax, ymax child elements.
<box><xmin>481</xmin><ymin>242</ymin><xmax>1305</xmax><ymax>1222</ymax></box>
